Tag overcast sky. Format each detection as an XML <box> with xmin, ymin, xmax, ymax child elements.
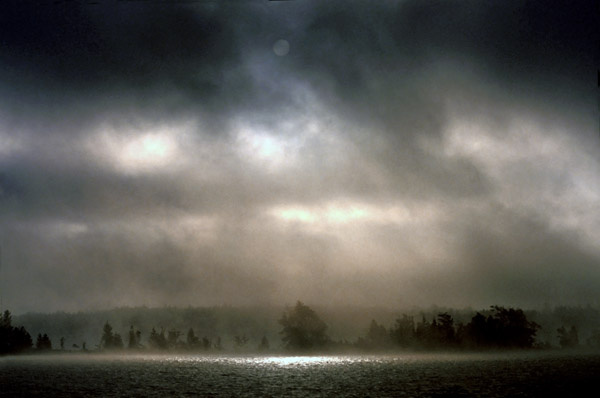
<box><xmin>0</xmin><ymin>0</ymin><xmax>598</xmax><ymax>313</ymax></box>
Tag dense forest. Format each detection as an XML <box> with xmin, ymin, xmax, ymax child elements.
<box><xmin>3</xmin><ymin>303</ymin><xmax>600</xmax><ymax>355</ymax></box>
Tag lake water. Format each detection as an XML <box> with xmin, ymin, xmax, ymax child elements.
<box><xmin>1</xmin><ymin>352</ymin><xmax>598</xmax><ymax>397</ymax></box>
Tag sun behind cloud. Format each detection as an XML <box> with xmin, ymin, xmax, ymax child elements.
<box><xmin>122</xmin><ymin>133</ymin><xmax>175</xmax><ymax>165</ymax></box>
<box><xmin>90</xmin><ymin>122</ymin><xmax>185</xmax><ymax>174</ymax></box>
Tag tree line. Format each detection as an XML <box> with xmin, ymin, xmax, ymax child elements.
<box><xmin>358</xmin><ymin>306</ymin><xmax>541</xmax><ymax>350</ymax></box>
<box><xmin>1</xmin><ymin>310</ymin><xmax>57</xmax><ymax>354</ymax></box>
<box><xmin>98</xmin><ymin>320</ymin><xmax>269</xmax><ymax>353</ymax></box>
<box><xmin>3</xmin><ymin>303</ymin><xmax>600</xmax><ymax>355</ymax></box>
<box><xmin>98</xmin><ymin>322</ymin><xmax>269</xmax><ymax>351</ymax></box>
<box><xmin>279</xmin><ymin>302</ymin><xmax>600</xmax><ymax>352</ymax></box>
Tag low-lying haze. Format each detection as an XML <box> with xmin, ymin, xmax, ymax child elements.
<box><xmin>0</xmin><ymin>0</ymin><xmax>598</xmax><ymax>313</ymax></box>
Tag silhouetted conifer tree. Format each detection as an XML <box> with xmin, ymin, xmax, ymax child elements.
<box><xmin>465</xmin><ymin>306</ymin><xmax>539</xmax><ymax>349</ymax></box>
<box><xmin>1</xmin><ymin>310</ymin><xmax>11</xmax><ymax>328</ymax></box>
<box><xmin>279</xmin><ymin>301</ymin><xmax>329</xmax><ymax>351</ymax></box>
<box><xmin>101</xmin><ymin>322</ymin><xmax>114</xmax><ymax>349</ymax></box>
<box><xmin>0</xmin><ymin>310</ymin><xmax>33</xmax><ymax>354</ymax></box>
<box><xmin>366</xmin><ymin>320</ymin><xmax>389</xmax><ymax>348</ymax></box>
<box><xmin>128</xmin><ymin>326</ymin><xmax>139</xmax><ymax>349</ymax></box>
<box><xmin>391</xmin><ymin>315</ymin><xmax>415</xmax><ymax>347</ymax></box>
<box><xmin>557</xmin><ymin>325</ymin><xmax>579</xmax><ymax>348</ymax></box>
<box><xmin>435</xmin><ymin>313</ymin><xmax>455</xmax><ymax>346</ymax></box>
<box><xmin>36</xmin><ymin>333</ymin><xmax>52</xmax><ymax>351</ymax></box>
<box><xmin>187</xmin><ymin>328</ymin><xmax>199</xmax><ymax>349</ymax></box>
<box><xmin>258</xmin><ymin>335</ymin><xmax>269</xmax><ymax>351</ymax></box>
<box><xmin>234</xmin><ymin>334</ymin><xmax>249</xmax><ymax>350</ymax></box>
<box><xmin>168</xmin><ymin>330</ymin><xmax>182</xmax><ymax>349</ymax></box>
<box><xmin>415</xmin><ymin>316</ymin><xmax>432</xmax><ymax>347</ymax></box>
<box><xmin>214</xmin><ymin>336</ymin><xmax>223</xmax><ymax>351</ymax></box>
<box><xmin>149</xmin><ymin>328</ymin><xmax>168</xmax><ymax>350</ymax></box>
<box><xmin>113</xmin><ymin>333</ymin><xmax>124</xmax><ymax>349</ymax></box>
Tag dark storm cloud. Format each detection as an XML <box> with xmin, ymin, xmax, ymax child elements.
<box><xmin>280</xmin><ymin>0</ymin><xmax>597</xmax><ymax>200</ymax></box>
<box><xmin>0</xmin><ymin>1</ymin><xmax>243</xmax><ymax>133</ymax></box>
<box><xmin>1</xmin><ymin>0</ymin><xmax>595</xmax><ymax>150</ymax></box>
<box><xmin>2</xmin><ymin>1</ymin><xmax>593</xmax><ymax>126</ymax></box>
<box><xmin>0</xmin><ymin>0</ymin><xmax>598</xmax><ymax>312</ymax></box>
<box><xmin>291</xmin><ymin>1</ymin><xmax>596</xmax><ymax>110</ymax></box>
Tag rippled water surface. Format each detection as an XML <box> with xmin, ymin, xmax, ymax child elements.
<box><xmin>2</xmin><ymin>352</ymin><xmax>598</xmax><ymax>397</ymax></box>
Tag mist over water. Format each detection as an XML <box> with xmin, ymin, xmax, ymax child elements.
<box><xmin>12</xmin><ymin>304</ymin><xmax>600</xmax><ymax>352</ymax></box>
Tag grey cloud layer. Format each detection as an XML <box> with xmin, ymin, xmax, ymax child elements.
<box><xmin>0</xmin><ymin>0</ymin><xmax>598</xmax><ymax>312</ymax></box>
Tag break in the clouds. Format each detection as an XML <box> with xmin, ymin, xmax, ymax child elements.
<box><xmin>0</xmin><ymin>0</ymin><xmax>598</xmax><ymax>313</ymax></box>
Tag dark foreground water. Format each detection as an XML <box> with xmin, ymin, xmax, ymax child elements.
<box><xmin>1</xmin><ymin>352</ymin><xmax>599</xmax><ymax>397</ymax></box>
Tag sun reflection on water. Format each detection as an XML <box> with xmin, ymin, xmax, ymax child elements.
<box><xmin>159</xmin><ymin>355</ymin><xmax>372</xmax><ymax>367</ymax></box>
<box><xmin>249</xmin><ymin>356</ymin><xmax>346</xmax><ymax>367</ymax></box>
